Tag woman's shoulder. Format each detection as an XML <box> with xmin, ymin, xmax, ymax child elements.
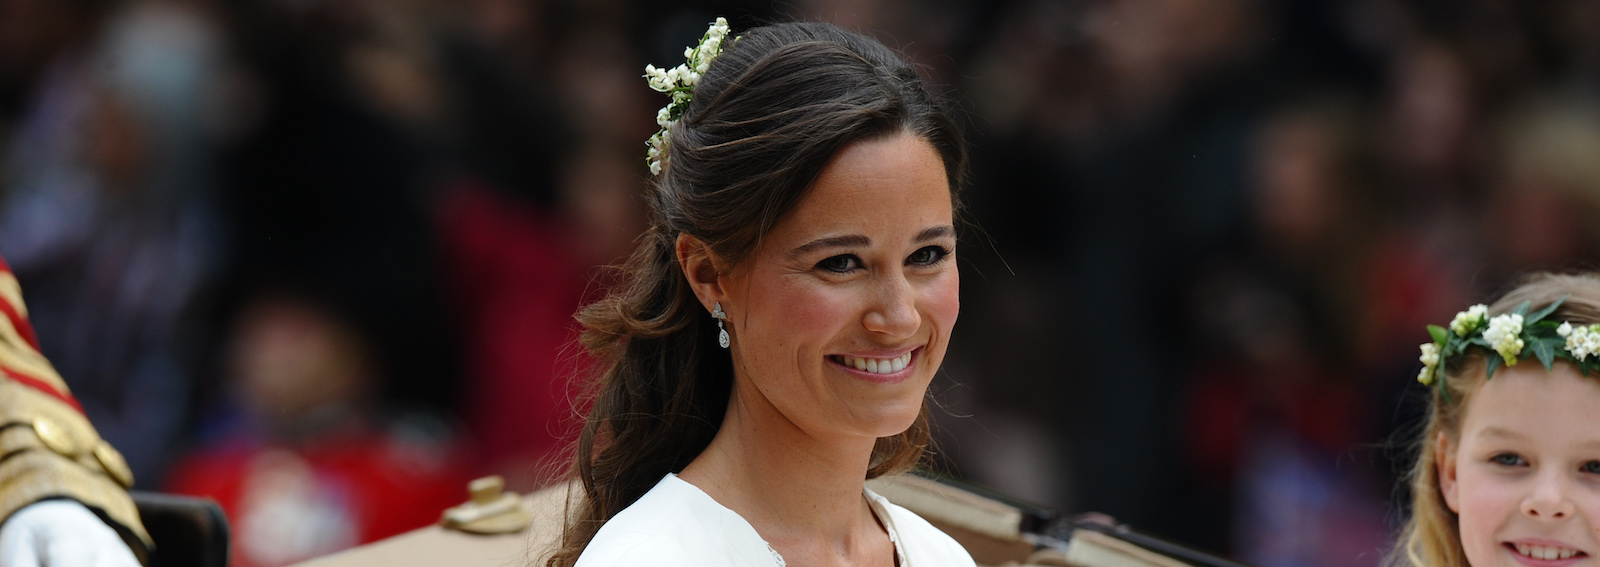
<box><xmin>865</xmin><ymin>488</ymin><xmax>978</xmax><ymax>567</ymax></box>
<box><xmin>574</xmin><ymin>474</ymin><xmax>780</xmax><ymax>567</ymax></box>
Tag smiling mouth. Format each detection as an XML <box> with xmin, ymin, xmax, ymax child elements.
<box><xmin>1508</xmin><ymin>542</ymin><xmax>1587</xmax><ymax>561</ymax></box>
<box><xmin>829</xmin><ymin>351</ymin><xmax>915</xmax><ymax>375</ymax></box>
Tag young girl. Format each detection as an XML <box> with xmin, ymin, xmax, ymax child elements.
<box><xmin>1393</xmin><ymin>273</ymin><xmax>1600</xmax><ymax>566</ymax></box>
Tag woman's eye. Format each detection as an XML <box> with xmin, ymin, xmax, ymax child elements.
<box><xmin>1582</xmin><ymin>461</ymin><xmax>1600</xmax><ymax>474</ymax></box>
<box><xmin>907</xmin><ymin>246</ymin><xmax>949</xmax><ymax>266</ymax></box>
<box><xmin>1491</xmin><ymin>453</ymin><xmax>1527</xmax><ymax>467</ymax></box>
<box><xmin>818</xmin><ymin>255</ymin><xmax>861</xmax><ymax>273</ymax></box>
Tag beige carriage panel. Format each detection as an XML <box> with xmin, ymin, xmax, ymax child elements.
<box><xmin>287</xmin><ymin>475</ymin><xmax>1190</xmax><ymax>567</ymax></box>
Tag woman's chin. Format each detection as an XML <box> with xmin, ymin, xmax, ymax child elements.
<box><xmin>854</xmin><ymin>400</ymin><xmax>927</xmax><ymax>439</ymax></box>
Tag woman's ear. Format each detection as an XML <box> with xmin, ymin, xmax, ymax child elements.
<box><xmin>676</xmin><ymin>233</ymin><xmax>726</xmax><ymax>313</ymax></box>
<box><xmin>1437</xmin><ymin>432</ymin><xmax>1461</xmax><ymax>513</ymax></box>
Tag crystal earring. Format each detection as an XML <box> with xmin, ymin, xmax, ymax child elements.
<box><xmin>712</xmin><ymin>302</ymin><xmax>729</xmax><ymax>348</ymax></box>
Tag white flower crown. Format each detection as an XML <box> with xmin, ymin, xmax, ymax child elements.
<box><xmin>643</xmin><ymin>17</ymin><xmax>732</xmax><ymax>176</ymax></box>
<box><xmin>1417</xmin><ymin>295</ymin><xmax>1600</xmax><ymax>400</ymax></box>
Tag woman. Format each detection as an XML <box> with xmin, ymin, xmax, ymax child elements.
<box><xmin>549</xmin><ymin>19</ymin><xmax>973</xmax><ymax>567</ymax></box>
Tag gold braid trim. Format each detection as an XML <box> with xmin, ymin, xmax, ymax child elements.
<box><xmin>0</xmin><ymin>452</ymin><xmax>152</xmax><ymax>560</ymax></box>
<box><xmin>0</xmin><ymin>380</ymin><xmax>152</xmax><ymax>557</ymax></box>
<box><xmin>0</xmin><ymin>303</ymin><xmax>69</xmax><ymax>396</ymax></box>
<box><xmin>0</xmin><ymin>272</ymin><xmax>25</xmax><ymax>318</ymax></box>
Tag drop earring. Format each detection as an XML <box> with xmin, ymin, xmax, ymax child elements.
<box><xmin>712</xmin><ymin>302</ymin><xmax>729</xmax><ymax>348</ymax></box>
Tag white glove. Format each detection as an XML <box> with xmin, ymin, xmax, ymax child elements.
<box><xmin>0</xmin><ymin>500</ymin><xmax>140</xmax><ymax>567</ymax></box>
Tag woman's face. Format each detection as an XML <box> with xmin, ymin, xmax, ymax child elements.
<box><xmin>717</xmin><ymin>131</ymin><xmax>958</xmax><ymax>444</ymax></box>
<box><xmin>1440</xmin><ymin>363</ymin><xmax>1600</xmax><ymax>566</ymax></box>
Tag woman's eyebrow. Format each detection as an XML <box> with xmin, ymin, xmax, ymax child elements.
<box><xmin>789</xmin><ymin>225</ymin><xmax>954</xmax><ymax>258</ymax></box>
<box><xmin>791</xmin><ymin>234</ymin><xmax>869</xmax><ymax>258</ymax></box>
<box><xmin>914</xmin><ymin>225</ymin><xmax>954</xmax><ymax>243</ymax></box>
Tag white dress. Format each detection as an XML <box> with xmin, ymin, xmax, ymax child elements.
<box><xmin>574</xmin><ymin>474</ymin><xmax>977</xmax><ymax>567</ymax></box>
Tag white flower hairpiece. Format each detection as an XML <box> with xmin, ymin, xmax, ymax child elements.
<box><xmin>1417</xmin><ymin>342</ymin><xmax>1441</xmax><ymax>385</ymax></box>
<box><xmin>1558</xmin><ymin>321</ymin><xmax>1600</xmax><ymax>361</ymax></box>
<box><xmin>1482</xmin><ymin>313</ymin><xmax>1525</xmax><ymax>366</ymax></box>
<box><xmin>1449</xmin><ymin>304</ymin><xmax>1487</xmax><ymax>336</ymax></box>
<box><xmin>1416</xmin><ymin>295</ymin><xmax>1600</xmax><ymax>400</ymax></box>
<box><xmin>643</xmin><ymin>17</ymin><xmax>732</xmax><ymax>176</ymax></box>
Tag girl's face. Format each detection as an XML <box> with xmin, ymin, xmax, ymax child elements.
<box><xmin>717</xmin><ymin>131</ymin><xmax>958</xmax><ymax>444</ymax></box>
<box><xmin>1440</xmin><ymin>363</ymin><xmax>1600</xmax><ymax>566</ymax></box>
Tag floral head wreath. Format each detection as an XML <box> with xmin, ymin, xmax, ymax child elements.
<box><xmin>643</xmin><ymin>17</ymin><xmax>733</xmax><ymax>176</ymax></box>
<box><xmin>1418</xmin><ymin>295</ymin><xmax>1600</xmax><ymax>401</ymax></box>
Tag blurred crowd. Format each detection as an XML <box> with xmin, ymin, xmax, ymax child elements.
<box><xmin>3</xmin><ymin>0</ymin><xmax>1599</xmax><ymax>566</ymax></box>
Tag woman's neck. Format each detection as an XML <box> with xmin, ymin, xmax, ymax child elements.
<box><xmin>679</xmin><ymin>381</ymin><xmax>892</xmax><ymax>565</ymax></box>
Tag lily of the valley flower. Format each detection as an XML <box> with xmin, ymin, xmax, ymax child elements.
<box><xmin>643</xmin><ymin>17</ymin><xmax>732</xmax><ymax>176</ymax></box>
<box><xmin>1450</xmin><ymin>304</ymin><xmax>1488</xmax><ymax>336</ymax></box>
<box><xmin>1418</xmin><ymin>342</ymin><xmax>1441</xmax><ymax>385</ymax></box>
<box><xmin>1484</xmin><ymin>313</ymin><xmax>1525</xmax><ymax>366</ymax></box>
<box><xmin>1561</xmin><ymin>322</ymin><xmax>1600</xmax><ymax>361</ymax></box>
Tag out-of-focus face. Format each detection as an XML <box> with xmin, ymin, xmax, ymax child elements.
<box><xmin>229</xmin><ymin>295</ymin><xmax>371</xmax><ymax>425</ymax></box>
<box><xmin>1440</xmin><ymin>363</ymin><xmax>1600</xmax><ymax>566</ymax></box>
<box><xmin>716</xmin><ymin>131</ymin><xmax>957</xmax><ymax>444</ymax></box>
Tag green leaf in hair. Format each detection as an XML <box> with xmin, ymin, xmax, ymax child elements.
<box><xmin>1524</xmin><ymin>295</ymin><xmax>1569</xmax><ymax>326</ymax></box>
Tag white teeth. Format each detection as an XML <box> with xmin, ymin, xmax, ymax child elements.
<box><xmin>1515</xmin><ymin>543</ymin><xmax>1581</xmax><ymax>560</ymax></box>
<box><xmin>837</xmin><ymin>352</ymin><xmax>913</xmax><ymax>375</ymax></box>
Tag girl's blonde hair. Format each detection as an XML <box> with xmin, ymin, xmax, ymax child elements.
<box><xmin>1389</xmin><ymin>272</ymin><xmax>1600</xmax><ymax>567</ymax></box>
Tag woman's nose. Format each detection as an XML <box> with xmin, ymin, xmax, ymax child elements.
<box><xmin>863</xmin><ymin>273</ymin><xmax>919</xmax><ymax>338</ymax></box>
<box><xmin>1522</xmin><ymin>471</ymin><xmax>1577</xmax><ymax>520</ymax></box>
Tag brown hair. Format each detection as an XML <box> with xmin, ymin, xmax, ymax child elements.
<box><xmin>1388</xmin><ymin>272</ymin><xmax>1600</xmax><ymax>567</ymax></box>
<box><xmin>544</xmin><ymin>21</ymin><xmax>965</xmax><ymax>567</ymax></box>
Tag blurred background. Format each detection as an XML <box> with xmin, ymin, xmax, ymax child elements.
<box><xmin>4</xmin><ymin>0</ymin><xmax>1600</xmax><ymax>565</ymax></box>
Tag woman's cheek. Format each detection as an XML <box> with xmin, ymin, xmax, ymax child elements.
<box><xmin>929</xmin><ymin>270</ymin><xmax>960</xmax><ymax>336</ymax></box>
<box><xmin>919</xmin><ymin>270</ymin><xmax>960</xmax><ymax>368</ymax></box>
<box><xmin>774</xmin><ymin>281</ymin><xmax>852</xmax><ymax>337</ymax></box>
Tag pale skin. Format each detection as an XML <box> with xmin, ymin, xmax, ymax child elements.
<box><xmin>1438</xmin><ymin>362</ymin><xmax>1600</xmax><ymax>566</ymax></box>
<box><xmin>675</xmin><ymin>131</ymin><xmax>958</xmax><ymax>567</ymax></box>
